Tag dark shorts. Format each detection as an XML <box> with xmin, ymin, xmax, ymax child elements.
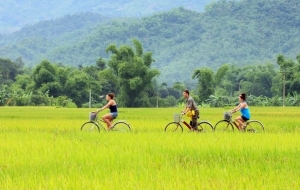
<box><xmin>190</xmin><ymin>110</ymin><xmax>200</xmax><ymax>129</ymax></box>
<box><xmin>110</xmin><ymin>112</ymin><xmax>118</xmax><ymax>119</ymax></box>
<box><xmin>241</xmin><ymin>115</ymin><xmax>249</xmax><ymax>121</ymax></box>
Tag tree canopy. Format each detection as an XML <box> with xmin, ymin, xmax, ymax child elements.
<box><xmin>104</xmin><ymin>39</ymin><xmax>160</xmax><ymax>107</ymax></box>
<box><xmin>2</xmin><ymin>51</ymin><xmax>300</xmax><ymax>107</ymax></box>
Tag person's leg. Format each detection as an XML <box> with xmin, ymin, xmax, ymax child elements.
<box><xmin>235</xmin><ymin>116</ymin><xmax>245</xmax><ymax>130</ymax></box>
<box><xmin>109</xmin><ymin>112</ymin><xmax>118</xmax><ymax>130</ymax></box>
<box><xmin>107</xmin><ymin>118</ymin><xmax>114</xmax><ymax>130</ymax></box>
<box><xmin>102</xmin><ymin>113</ymin><xmax>114</xmax><ymax>129</ymax></box>
<box><xmin>191</xmin><ymin>110</ymin><xmax>199</xmax><ymax>131</ymax></box>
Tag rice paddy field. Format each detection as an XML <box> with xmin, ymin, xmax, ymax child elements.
<box><xmin>0</xmin><ymin>106</ymin><xmax>300</xmax><ymax>189</ymax></box>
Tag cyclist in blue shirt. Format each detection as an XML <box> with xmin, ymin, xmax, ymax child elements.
<box><xmin>230</xmin><ymin>93</ymin><xmax>251</xmax><ymax>130</ymax></box>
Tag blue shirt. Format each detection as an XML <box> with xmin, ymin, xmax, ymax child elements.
<box><xmin>240</xmin><ymin>106</ymin><xmax>250</xmax><ymax>119</ymax></box>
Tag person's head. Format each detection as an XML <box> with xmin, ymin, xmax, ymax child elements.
<box><xmin>106</xmin><ymin>93</ymin><xmax>115</xmax><ymax>101</ymax></box>
<box><xmin>183</xmin><ymin>89</ymin><xmax>189</xmax><ymax>98</ymax></box>
<box><xmin>239</xmin><ymin>93</ymin><xmax>246</xmax><ymax>102</ymax></box>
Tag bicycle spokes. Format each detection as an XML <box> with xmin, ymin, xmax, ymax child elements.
<box><xmin>214</xmin><ymin>120</ymin><xmax>234</xmax><ymax>132</ymax></box>
<box><xmin>81</xmin><ymin>121</ymin><xmax>100</xmax><ymax>132</ymax></box>
<box><xmin>245</xmin><ymin>121</ymin><xmax>264</xmax><ymax>133</ymax></box>
<box><xmin>197</xmin><ymin>122</ymin><xmax>214</xmax><ymax>132</ymax></box>
<box><xmin>112</xmin><ymin>122</ymin><xmax>131</xmax><ymax>132</ymax></box>
<box><xmin>165</xmin><ymin>122</ymin><xmax>183</xmax><ymax>132</ymax></box>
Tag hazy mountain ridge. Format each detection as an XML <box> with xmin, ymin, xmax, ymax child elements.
<box><xmin>0</xmin><ymin>0</ymin><xmax>300</xmax><ymax>84</ymax></box>
<box><xmin>0</xmin><ymin>0</ymin><xmax>211</xmax><ymax>34</ymax></box>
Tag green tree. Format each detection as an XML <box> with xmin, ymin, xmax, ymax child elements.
<box><xmin>164</xmin><ymin>95</ymin><xmax>177</xmax><ymax>107</ymax></box>
<box><xmin>277</xmin><ymin>54</ymin><xmax>295</xmax><ymax>72</ymax></box>
<box><xmin>32</xmin><ymin>60</ymin><xmax>62</xmax><ymax>97</ymax></box>
<box><xmin>276</xmin><ymin>54</ymin><xmax>300</xmax><ymax>95</ymax></box>
<box><xmin>240</xmin><ymin>64</ymin><xmax>276</xmax><ymax>97</ymax></box>
<box><xmin>105</xmin><ymin>39</ymin><xmax>160</xmax><ymax>107</ymax></box>
<box><xmin>64</xmin><ymin>70</ymin><xmax>91</xmax><ymax>107</ymax></box>
<box><xmin>0</xmin><ymin>85</ymin><xmax>12</xmax><ymax>106</ymax></box>
<box><xmin>11</xmin><ymin>74</ymin><xmax>33</xmax><ymax>91</ymax></box>
<box><xmin>96</xmin><ymin>57</ymin><xmax>107</xmax><ymax>70</ymax></box>
<box><xmin>0</xmin><ymin>58</ymin><xmax>23</xmax><ymax>85</ymax></box>
<box><xmin>192</xmin><ymin>67</ymin><xmax>215</xmax><ymax>104</ymax></box>
<box><xmin>215</xmin><ymin>64</ymin><xmax>229</xmax><ymax>85</ymax></box>
<box><xmin>98</xmin><ymin>69</ymin><xmax>118</xmax><ymax>96</ymax></box>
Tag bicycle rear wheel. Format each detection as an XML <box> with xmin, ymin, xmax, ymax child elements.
<box><xmin>214</xmin><ymin>120</ymin><xmax>234</xmax><ymax>132</ymax></box>
<box><xmin>112</xmin><ymin>121</ymin><xmax>131</xmax><ymax>132</ymax></box>
<box><xmin>245</xmin><ymin>120</ymin><xmax>264</xmax><ymax>133</ymax></box>
<box><xmin>165</xmin><ymin>122</ymin><xmax>183</xmax><ymax>132</ymax></box>
<box><xmin>197</xmin><ymin>121</ymin><xmax>214</xmax><ymax>132</ymax></box>
<box><xmin>81</xmin><ymin>121</ymin><xmax>100</xmax><ymax>132</ymax></box>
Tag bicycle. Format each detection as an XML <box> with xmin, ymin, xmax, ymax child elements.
<box><xmin>214</xmin><ymin>112</ymin><xmax>264</xmax><ymax>133</ymax></box>
<box><xmin>164</xmin><ymin>113</ymin><xmax>214</xmax><ymax>132</ymax></box>
<box><xmin>81</xmin><ymin>112</ymin><xmax>131</xmax><ymax>132</ymax></box>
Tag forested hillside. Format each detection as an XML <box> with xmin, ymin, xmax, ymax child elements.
<box><xmin>1</xmin><ymin>0</ymin><xmax>300</xmax><ymax>84</ymax></box>
<box><xmin>0</xmin><ymin>0</ymin><xmax>211</xmax><ymax>33</ymax></box>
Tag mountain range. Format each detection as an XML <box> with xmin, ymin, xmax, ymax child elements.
<box><xmin>0</xmin><ymin>0</ymin><xmax>300</xmax><ymax>84</ymax></box>
<box><xmin>0</xmin><ymin>0</ymin><xmax>211</xmax><ymax>34</ymax></box>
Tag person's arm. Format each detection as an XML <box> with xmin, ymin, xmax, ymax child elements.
<box><xmin>231</xmin><ymin>104</ymin><xmax>240</xmax><ymax>113</ymax></box>
<box><xmin>96</xmin><ymin>100</ymin><xmax>113</xmax><ymax>114</ymax></box>
<box><xmin>182</xmin><ymin>106</ymin><xmax>190</xmax><ymax>115</ymax></box>
<box><xmin>182</xmin><ymin>100</ymin><xmax>191</xmax><ymax>114</ymax></box>
<box><xmin>231</xmin><ymin>103</ymin><xmax>245</xmax><ymax>113</ymax></box>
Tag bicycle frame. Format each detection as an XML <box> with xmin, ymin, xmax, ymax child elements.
<box><xmin>229</xmin><ymin>118</ymin><xmax>241</xmax><ymax>130</ymax></box>
<box><xmin>215</xmin><ymin>112</ymin><xmax>265</xmax><ymax>133</ymax></box>
<box><xmin>179</xmin><ymin>114</ymin><xmax>206</xmax><ymax>130</ymax></box>
<box><xmin>165</xmin><ymin>113</ymin><xmax>214</xmax><ymax>132</ymax></box>
<box><xmin>93</xmin><ymin>116</ymin><xmax>116</xmax><ymax>130</ymax></box>
<box><xmin>229</xmin><ymin>114</ymin><xmax>253</xmax><ymax>130</ymax></box>
<box><xmin>181</xmin><ymin>120</ymin><xmax>192</xmax><ymax>130</ymax></box>
<box><xmin>177</xmin><ymin>114</ymin><xmax>194</xmax><ymax>130</ymax></box>
<box><xmin>82</xmin><ymin>113</ymin><xmax>131</xmax><ymax>132</ymax></box>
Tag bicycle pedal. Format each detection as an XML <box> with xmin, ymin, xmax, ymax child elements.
<box><xmin>247</xmin><ymin>129</ymin><xmax>256</xmax><ymax>133</ymax></box>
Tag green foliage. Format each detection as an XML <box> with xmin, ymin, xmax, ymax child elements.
<box><xmin>2</xmin><ymin>52</ymin><xmax>300</xmax><ymax>108</ymax></box>
<box><xmin>64</xmin><ymin>70</ymin><xmax>91</xmax><ymax>107</ymax></box>
<box><xmin>13</xmin><ymin>91</ymin><xmax>33</xmax><ymax>106</ymax></box>
<box><xmin>105</xmin><ymin>39</ymin><xmax>160</xmax><ymax>107</ymax></box>
<box><xmin>214</xmin><ymin>64</ymin><xmax>229</xmax><ymax>85</ymax></box>
<box><xmin>65</xmin><ymin>101</ymin><xmax>77</xmax><ymax>108</ymax></box>
<box><xmin>11</xmin><ymin>74</ymin><xmax>33</xmax><ymax>91</ymax></box>
<box><xmin>30</xmin><ymin>90</ymin><xmax>52</xmax><ymax>106</ymax></box>
<box><xmin>33</xmin><ymin>60</ymin><xmax>58</xmax><ymax>89</ymax></box>
<box><xmin>0</xmin><ymin>57</ymin><xmax>23</xmax><ymax>85</ymax></box>
<box><xmin>192</xmin><ymin>67</ymin><xmax>215</xmax><ymax>104</ymax></box>
<box><xmin>206</xmin><ymin>95</ymin><xmax>232</xmax><ymax>107</ymax></box>
<box><xmin>276</xmin><ymin>54</ymin><xmax>300</xmax><ymax>95</ymax></box>
<box><xmin>54</xmin><ymin>96</ymin><xmax>77</xmax><ymax>108</ymax></box>
<box><xmin>190</xmin><ymin>54</ymin><xmax>300</xmax><ymax>107</ymax></box>
<box><xmin>0</xmin><ymin>85</ymin><xmax>12</xmax><ymax>106</ymax></box>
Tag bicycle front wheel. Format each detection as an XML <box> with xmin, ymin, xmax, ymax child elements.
<box><xmin>245</xmin><ymin>120</ymin><xmax>264</xmax><ymax>133</ymax></box>
<box><xmin>81</xmin><ymin>121</ymin><xmax>100</xmax><ymax>133</ymax></box>
<box><xmin>214</xmin><ymin>120</ymin><xmax>234</xmax><ymax>132</ymax></box>
<box><xmin>112</xmin><ymin>122</ymin><xmax>131</xmax><ymax>132</ymax></box>
<box><xmin>197</xmin><ymin>121</ymin><xmax>214</xmax><ymax>132</ymax></box>
<box><xmin>165</xmin><ymin>122</ymin><xmax>183</xmax><ymax>132</ymax></box>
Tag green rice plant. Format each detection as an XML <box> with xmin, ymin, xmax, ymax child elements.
<box><xmin>0</xmin><ymin>107</ymin><xmax>299</xmax><ymax>189</ymax></box>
